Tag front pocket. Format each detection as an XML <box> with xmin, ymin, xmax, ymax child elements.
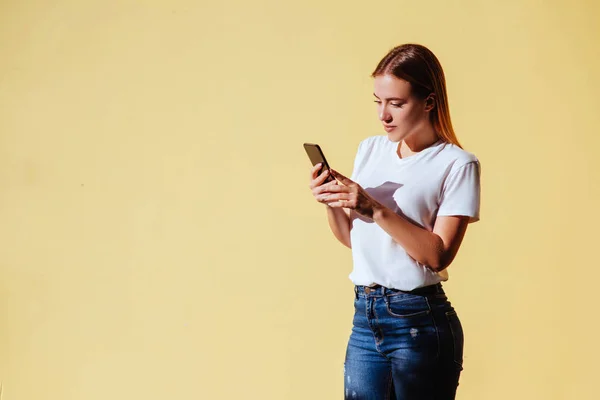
<box><xmin>384</xmin><ymin>295</ymin><xmax>431</xmax><ymax>318</ymax></box>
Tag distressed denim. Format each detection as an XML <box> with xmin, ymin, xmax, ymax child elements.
<box><xmin>344</xmin><ymin>284</ymin><xmax>464</xmax><ymax>400</ymax></box>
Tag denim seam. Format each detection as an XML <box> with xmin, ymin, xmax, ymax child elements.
<box><xmin>364</xmin><ymin>298</ymin><xmax>381</xmax><ymax>353</ymax></box>
<box><xmin>445</xmin><ymin>310</ymin><xmax>464</xmax><ymax>369</ymax></box>
<box><xmin>384</xmin><ymin>296</ymin><xmax>431</xmax><ymax>318</ymax></box>
<box><xmin>425</xmin><ymin>296</ymin><xmax>441</xmax><ymax>360</ymax></box>
<box><xmin>385</xmin><ymin>369</ymin><xmax>393</xmax><ymax>400</ymax></box>
<box><xmin>372</xmin><ymin>299</ymin><xmax>385</xmax><ymax>350</ymax></box>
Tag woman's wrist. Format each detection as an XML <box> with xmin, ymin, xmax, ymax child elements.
<box><xmin>371</xmin><ymin>203</ymin><xmax>389</xmax><ymax>221</ymax></box>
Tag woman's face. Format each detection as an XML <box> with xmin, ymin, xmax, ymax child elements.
<box><xmin>373</xmin><ymin>74</ymin><xmax>432</xmax><ymax>142</ymax></box>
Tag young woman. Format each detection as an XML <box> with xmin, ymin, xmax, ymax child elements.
<box><xmin>308</xmin><ymin>44</ymin><xmax>481</xmax><ymax>399</ymax></box>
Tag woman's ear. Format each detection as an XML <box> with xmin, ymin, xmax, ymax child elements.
<box><xmin>424</xmin><ymin>93</ymin><xmax>436</xmax><ymax>112</ymax></box>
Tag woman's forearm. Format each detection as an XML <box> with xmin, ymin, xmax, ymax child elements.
<box><xmin>326</xmin><ymin>206</ymin><xmax>352</xmax><ymax>248</ymax></box>
<box><xmin>372</xmin><ymin>206</ymin><xmax>444</xmax><ymax>270</ymax></box>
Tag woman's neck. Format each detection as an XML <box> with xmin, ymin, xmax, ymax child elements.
<box><xmin>398</xmin><ymin>126</ymin><xmax>439</xmax><ymax>159</ymax></box>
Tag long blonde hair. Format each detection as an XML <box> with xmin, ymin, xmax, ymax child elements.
<box><xmin>371</xmin><ymin>44</ymin><xmax>462</xmax><ymax>148</ymax></box>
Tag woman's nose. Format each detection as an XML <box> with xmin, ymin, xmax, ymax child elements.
<box><xmin>379</xmin><ymin>109</ymin><xmax>392</xmax><ymax>123</ymax></box>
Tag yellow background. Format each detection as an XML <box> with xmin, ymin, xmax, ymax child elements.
<box><xmin>1</xmin><ymin>0</ymin><xmax>599</xmax><ymax>399</ymax></box>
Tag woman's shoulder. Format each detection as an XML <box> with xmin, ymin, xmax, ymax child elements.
<box><xmin>356</xmin><ymin>134</ymin><xmax>392</xmax><ymax>153</ymax></box>
<box><xmin>438</xmin><ymin>141</ymin><xmax>480</xmax><ymax>169</ymax></box>
<box><xmin>352</xmin><ymin>134</ymin><xmax>389</xmax><ymax>157</ymax></box>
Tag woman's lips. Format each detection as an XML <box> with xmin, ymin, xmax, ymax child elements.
<box><xmin>383</xmin><ymin>125</ymin><xmax>396</xmax><ymax>132</ymax></box>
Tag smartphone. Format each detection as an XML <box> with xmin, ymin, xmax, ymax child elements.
<box><xmin>303</xmin><ymin>143</ymin><xmax>335</xmax><ymax>183</ymax></box>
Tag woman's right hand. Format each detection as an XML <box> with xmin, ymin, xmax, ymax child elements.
<box><xmin>309</xmin><ymin>163</ymin><xmax>352</xmax><ymax>247</ymax></box>
<box><xmin>309</xmin><ymin>163</ymin><xmax>339</xmax><ymax>205</ymax></box>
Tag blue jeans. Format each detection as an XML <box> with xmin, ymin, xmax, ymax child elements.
<box><xmin>344</xmin><ymin>284</ymin><xmax>464</xmax><ymax>400</ymax></box>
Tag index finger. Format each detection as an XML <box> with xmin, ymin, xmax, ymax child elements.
<box><xmin>310</xmin><ymin>163</ymin><xmax>324</xmax><ymax>179</ymax></box>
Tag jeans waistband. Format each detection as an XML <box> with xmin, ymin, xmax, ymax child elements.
<box><xmin>354</xmin><ymin>283</ymin><xmax>443</xmax><ymax>298</ymax></box>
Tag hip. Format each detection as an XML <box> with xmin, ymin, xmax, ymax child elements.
<box><xmin>350</xmin><ymin>283</ymin><xmax>464</xmax><ymax>367</ymax></box>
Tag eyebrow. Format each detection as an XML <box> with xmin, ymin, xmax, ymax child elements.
<box><xmin>373</xmin><ymin>93</ymin><xmax>406</xmax><ymax>101</ymax></box>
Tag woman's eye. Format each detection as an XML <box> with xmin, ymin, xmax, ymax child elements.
<box><xmin>391</xmin><ymin>103</ymin><xmax>403</xmax><ymax>107</ymax></box>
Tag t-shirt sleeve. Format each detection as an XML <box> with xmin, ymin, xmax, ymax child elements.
<box><xmin>437</xmin><ymin>160</ymin><xmax>481</xmax><ymax>223</ymax></box>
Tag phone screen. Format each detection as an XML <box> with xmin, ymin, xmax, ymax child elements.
<box><xmin>303</xmin><ymin>143</ymin><xmax>334</xmax><ymax>182</ymax></box>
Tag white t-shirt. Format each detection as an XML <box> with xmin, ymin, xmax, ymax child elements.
<box><xmin>348</xmin><ymin>135</ymin><xmax>481</xmax><ymax>291</ymax></box>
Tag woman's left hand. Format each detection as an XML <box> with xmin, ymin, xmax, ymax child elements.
<box><xmin>319</xmin><ymin>169</ymin><xmax>384</xmax><ymax>219</ymax></box>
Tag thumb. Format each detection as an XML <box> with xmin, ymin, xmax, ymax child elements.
<box><xmin>330</xmin><ymin>169</ymin><xmax>354</xmax><ymax>185</ymax></box>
